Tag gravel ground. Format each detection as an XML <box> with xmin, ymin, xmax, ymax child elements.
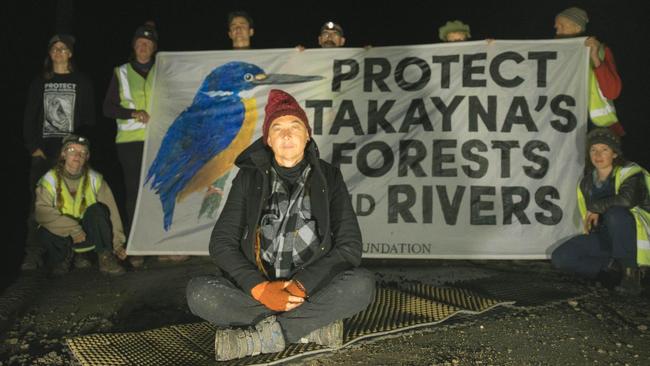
<box><xmin>0</xmin><ymin>258</ymin><xmax>648</xmax><ymax>365</ymax></box>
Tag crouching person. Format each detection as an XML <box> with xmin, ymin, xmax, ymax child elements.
<box><xmin>186</xmin><ymin>89</ymin><xmax>375</xmax><ymax>361</ymax></box>
<box><xmin>552</xmin><ymin>128</ymin><xmax>650</xmax><ymax>294</ymax></box>
<box><xmin>35</xmin><ymin>135</ymin><xmax>127</xmax><ymax>276</ymax></box>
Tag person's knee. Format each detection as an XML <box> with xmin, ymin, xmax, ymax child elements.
<box><xmin>602</xmin><ymin>207</ymin><xmax>631</xmax><ymax>227</ymax></box>
<box><xmin>344</xmin><ymin>268</ymin><xmax>376</xmax><ymax>304</ymax></box>
<box><xmin>551</xmin><ymin>244</ymin><xmax>572</xmax><ymax>270</ymax></box>
<box><xmin>186</xmin><ymin>276</ymin><xmax>238</xmax><ymax>312</ymax></box>
<box><xmin>84</xmin><ymin>203</ymin><xmax>110</xmax><ymax>220</ymax></box>
<box><xmin>186</xmin><ymin>276</ymin><xmax>214</xmax><ymax>311</ymax></box>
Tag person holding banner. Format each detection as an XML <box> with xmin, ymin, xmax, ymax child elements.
<box><xmin>227</xmin><ymin>11</ymin><xmax>255</xmax><ymax>50</ymax></box>
<box><xmin>35</xmin><ymin>135</ymin><xmax>126</xmax><ymax>276</ymax></box>
<box><xmin>186</xmin><ymin>89</ymin><xmax>375</xmax><ymax>361</ymax></box>
<box><xmin>551</xmin><ymin>128</ymin><xmax>650</xmax><ymax>295</ymax></box>
<box><xmin>554</xmin><ymin>6</ymin><xmax>625</xmax><ymax>136</ymax></box>
<box><xmin>438</xmin><ymin>20</ymin><xmax>471</xmax><ymax>42</ymax></box>
<box><xmin>104</xmin><ymin>23</ymin><xmax>186</xmax><ymax>264</ymax></box>
<box><xmin>295</xmin><ymin>21</ymin><xmax>347</xmax><ymax>51</ymax></box>
<box><xmin>318</xmin><ymin>21</ymin><xmax>346</xmax><ymax>48</ymax></box>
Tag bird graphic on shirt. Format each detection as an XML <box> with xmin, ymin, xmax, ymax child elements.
<box><xmin>145</xmin><ymin>61</ymin><xmax>322</xmax><ymax>230</ymax></box>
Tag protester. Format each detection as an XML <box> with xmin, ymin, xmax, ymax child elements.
<box><xmin>186</xmin><ymin>89</ymin><xmax>375</xmax><ymax>360</ymax></box>
<box><xmin>318</xmin><ymin>21</ymin><xmax>346</xmax><ymax>48</ymax></box>
<box><xmin>551</xmin><ymin>128</ymin><xmax>650</xmax><ymax>294</ymax></box>
<box><xmin>554</xmin><ymin>6</ymin><xmax>624</xmax><ymax>135</ymax></box>
<box><xmin>35</xmin><ymin>135</ymin><xmax>127</xmax><ymax>276</ymax></box>
<box><xmin>227</xmin><ymin>11</ymin><xmax>255</xmax><ymax>50</ymax></box>
<box><xmin>438</xmin><ymin>20</ymin><xmax>471</xmax><ymax>42</ymax></box>
<box><xmin>22</xmin><ymin>34</ymin><xmax>96</xmax><ymax>270</ymax></box>
<box><xmin>104</xmin><ymin>23</ymin><xmax>186</xmax><ymax>264</ymax></box>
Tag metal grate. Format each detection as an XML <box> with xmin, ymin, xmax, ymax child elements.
<box><xmin>67</xmin><ymin>283</ymin><xmax>511</xmax><ymax>366</ymax></box>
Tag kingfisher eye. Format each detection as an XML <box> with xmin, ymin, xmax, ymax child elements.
<box><xmin>244</xmin><ymin>73</ymin><xmax>254</xmax><ymax>81</ymax></box>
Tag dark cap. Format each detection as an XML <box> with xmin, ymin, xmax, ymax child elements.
<box><xmin>587</xmin><ymin>128</ymin><xmax>621</xmax><ymax>156</ymax></box>
<box><xmin>133</xmin><ymin>24</ymin><xmax>158</xmax><ymax>44</ymax></box>
<box><xmin>62</xmin><ymin>134</ymin><xmax>90</xmax><ymax>151</ymax></box>
<box><xmin>320</xmin><ymin>21</ymin><xmax>344</xmax><ymax>37</ymax></box>
<box><xmin>48</xmin><ymin>34</ymin><xmax>75</xmax><ymax>52</ymax></box>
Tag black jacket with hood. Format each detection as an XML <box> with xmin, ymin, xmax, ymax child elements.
<box><xmin>580</xmin><ymin>168</ymin><xmax>650</xmax><ymax>214</ymax></box>
<box><xmin>209</xmin><ymin>138</ymin><xmax>362</xmax><ymax>295</ymax></box>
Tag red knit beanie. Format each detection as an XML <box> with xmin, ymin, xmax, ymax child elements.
<box><xmin>262</xmin><ymin>89</ymin><xmax>311</xmax><ymax>145</ymax></box>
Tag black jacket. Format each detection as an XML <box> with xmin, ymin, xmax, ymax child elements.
<box><xmin>209</xmin><ymin>138</ymin><xmax>362</xmax><ymax>295</ymax></box>
<box><xmin>580</xmin><ymin>167</ymin><xmax>650</xmax><ymax>214</ymax></box>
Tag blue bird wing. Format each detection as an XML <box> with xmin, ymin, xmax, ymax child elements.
<box><xmin>145</xmin><ymin>96</ymin><xmax>244</xmax><ymax>230</ymax></box>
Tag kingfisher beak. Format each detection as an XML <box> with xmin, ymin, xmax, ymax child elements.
<box><xmin>252</xmin><ymin>73</ymin><xmax>323</xmax><ymax>85</ymax></box>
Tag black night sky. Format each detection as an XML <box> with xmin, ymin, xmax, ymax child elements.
<box><xmin>4</xmin><ymin>0</ymin><xmax>649</xmax><ymax>283</ymax></box>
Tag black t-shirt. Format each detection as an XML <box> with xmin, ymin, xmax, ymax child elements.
<box><xmin>23</xmin><ymin>71</ymin><xmax>95</xmax><ymax>157</ymax></box>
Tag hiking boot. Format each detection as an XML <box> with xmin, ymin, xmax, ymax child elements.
<box><xmin>128</xmin><ymin>256</ymin><xmax>145</xmax><ymax>268</ymax></box>
<box><xmin>50</xmin><ymin>260</ymin><xmax>71</xmax><ymax>277</ymax></box>
<box><xmin>73</xmin><ymin>253</ymin><xmax>93</xmax><ymax>269</ymax></box>
<box><xmin>158</xmin><ymin>255</ymin><xmax>190</xmax><ymax>262</ymax></box>
<box><xmin>214</xmin><ymin>315</ymin><xmax>285</xmax><ymax>361</ymax></box>
<box><xmin>299</xmin><ymin>319</ymin><xmax>344</xmax><ymax>348</ymax></box>
<box><xmin>615</xmin><ymin>267</ymin><xmax>643</xmax><ymax>295</ymax></box>
<box><xmin>21</xmin><ymin>246</ymin><xmax>45</xmax><ymax>271</ymax></box>
<box><xmin>98</xmin><ymin>251</ymin><xmax>126</xmax><ymax>275</ymax></box>
<box><xmin>21</xmin><ymin>253</ymin><xmax>43</xmax><ymax>271</ymax></box>
<box><xmin>596</xmin><ymin>259</ymin><xmax>622</xmax><ymax>289</ymax></box>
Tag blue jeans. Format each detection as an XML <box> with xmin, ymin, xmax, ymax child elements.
<box><xmin>186</xmin><ymin>267</ymin><xmax>375</xmax><ymax>343</ymax></box>
<box><xmin>552</xmin><ymin>206</ymin><xmax>637</xmax><ymax>278</ymax></box>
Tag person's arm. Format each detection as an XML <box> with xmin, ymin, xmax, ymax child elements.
<box><xmin>96</xmin><ymin>181</ymin><xmax>126</xmax><ymax>251</ymax></box>
<box><xmin>587</xmin><ymin>173</ymin><xmax>644</xmax><ymax>214</ymax></box>
<box><xmin>23</xmin><ymin>78</ymin><xmax>43</xmax><ymax>155</ymax></box>
<box><xmin>103</xmin><ymin>71</ymin><xmax>135</xmax><ymax>120</ymax></box>
<box><xmin>34</xmin><ymin>183</ymin><xmax>84</xmax><ymax>238</ymax></box>
<box><xmin>593</xmin><ymin>46</ymin><xmax>622</xmax><ymax>100</ymax></box>
<box><xmin>209</xmin><ymin>170</ymin><xmax>267</xmax><ymax>294</ymax></box>
<box><xmin>292</xmin><ymin>166</ymin><xmax>362</xmax><ymax>294</ymax></box>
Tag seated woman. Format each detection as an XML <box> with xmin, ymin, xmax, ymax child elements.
<box><xmin>186</xmin><ymin>89</ymin><xmax>375</xmax><ymax>361</ymax></box>
<box><xmin>35</xmin><ymin>135</ymin><xmax>128</xmax><ymax>276</ymax></box>
<box><xmin>551</xmin><ymin>128</ymin><xmax>650</xmax><ymax>294</ymax></box>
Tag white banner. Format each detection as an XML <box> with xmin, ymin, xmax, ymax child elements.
<box><xmin>128</xmin><ymin>38</ymin><xmax>589</xmax><ymax>259</ymax></box>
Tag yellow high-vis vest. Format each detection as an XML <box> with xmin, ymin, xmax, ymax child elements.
<box><xmin>115</xmin><ymin>63</ymin><xmax>155</xmax><ymax>143</ymax></box>
<box><xmin>40</xmin><ymin>169</ymin><xmax>103</xmax><ymax>253</ymax></box>
<box><xmin>588</xmin><ymin>46</ymin><xmax>618</xmax><ymax>127</ymax></box>
<box><xmin>577</xmin><ymin>163</ymin><xmax>650</xmax><ymax>266</ymax></box>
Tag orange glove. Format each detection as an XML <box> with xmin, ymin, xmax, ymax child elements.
<box><xmin>285</xmin><ymin>280</ymin><xmax>307</xmax><ymax>298</ymax></box>
<box><xmin>251</xmin><ymin>281</ymin><xmax>304</xmax><ymax>311</ymax></box>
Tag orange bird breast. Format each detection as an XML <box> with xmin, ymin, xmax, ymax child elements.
<box><xmin>177</xmin><ymin>98</ymin><xmax>258</xmax><ymax>202</ymax></box>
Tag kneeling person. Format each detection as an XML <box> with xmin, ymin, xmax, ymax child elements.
<box><xmin>187</xmin><ymin>89</ymin><xmax>375</xmax><ymax>360</ymax></box>
<box><xmin>551</xmin><ymin>128</ymin><xmax>650</xmax><ymax>293</ymax></box>
<box><xmin>35</xmin><ymin>135</ymin><xmax>127</xmax><ymax>276</ymax></box>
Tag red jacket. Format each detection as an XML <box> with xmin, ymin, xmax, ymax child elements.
<box><xmin>594</xmin><ymin>46</ymin><xmax>625</xmax><ymax>136</ymax></box>
<box><xmin>594</xmin><ymin>46</ymin><xmax>622</xmax><ymax>100</ymax></box>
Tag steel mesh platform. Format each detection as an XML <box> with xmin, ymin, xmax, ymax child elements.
<box><xmin>67</xmin><ymin>283</ymin><xmax>513</xmax><ymax>366</ymax></box>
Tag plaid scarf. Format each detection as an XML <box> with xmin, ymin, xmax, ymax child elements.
<box><xmin>259</xmin><ymin>164</ymin><xmax>319</xmax><ymax>279</ymax></box>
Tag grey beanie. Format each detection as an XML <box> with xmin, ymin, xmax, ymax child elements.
<box><xmin>556</xmin><ymin>7</ymin><xmax>589</xmax><ymax>30</ymax></box>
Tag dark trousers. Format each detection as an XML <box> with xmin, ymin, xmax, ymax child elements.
<box><xmin>552</xmin><ymin>206</ymin><xmax>637</xmax><ymax>278</ymax></box>
<box><xmin>116</xmin><ymin>141</ymin><xmax>144</xmax><ymax>236</ymax></box>
<box><xmin>186</xmin><ymin>268</ymin><xmax>376</xmax><ymax>343</ymax></box>
<box><xmin>38</xmin><ymin>203</ymin><xmax>114</xmax><ymax>266</ymax></box>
